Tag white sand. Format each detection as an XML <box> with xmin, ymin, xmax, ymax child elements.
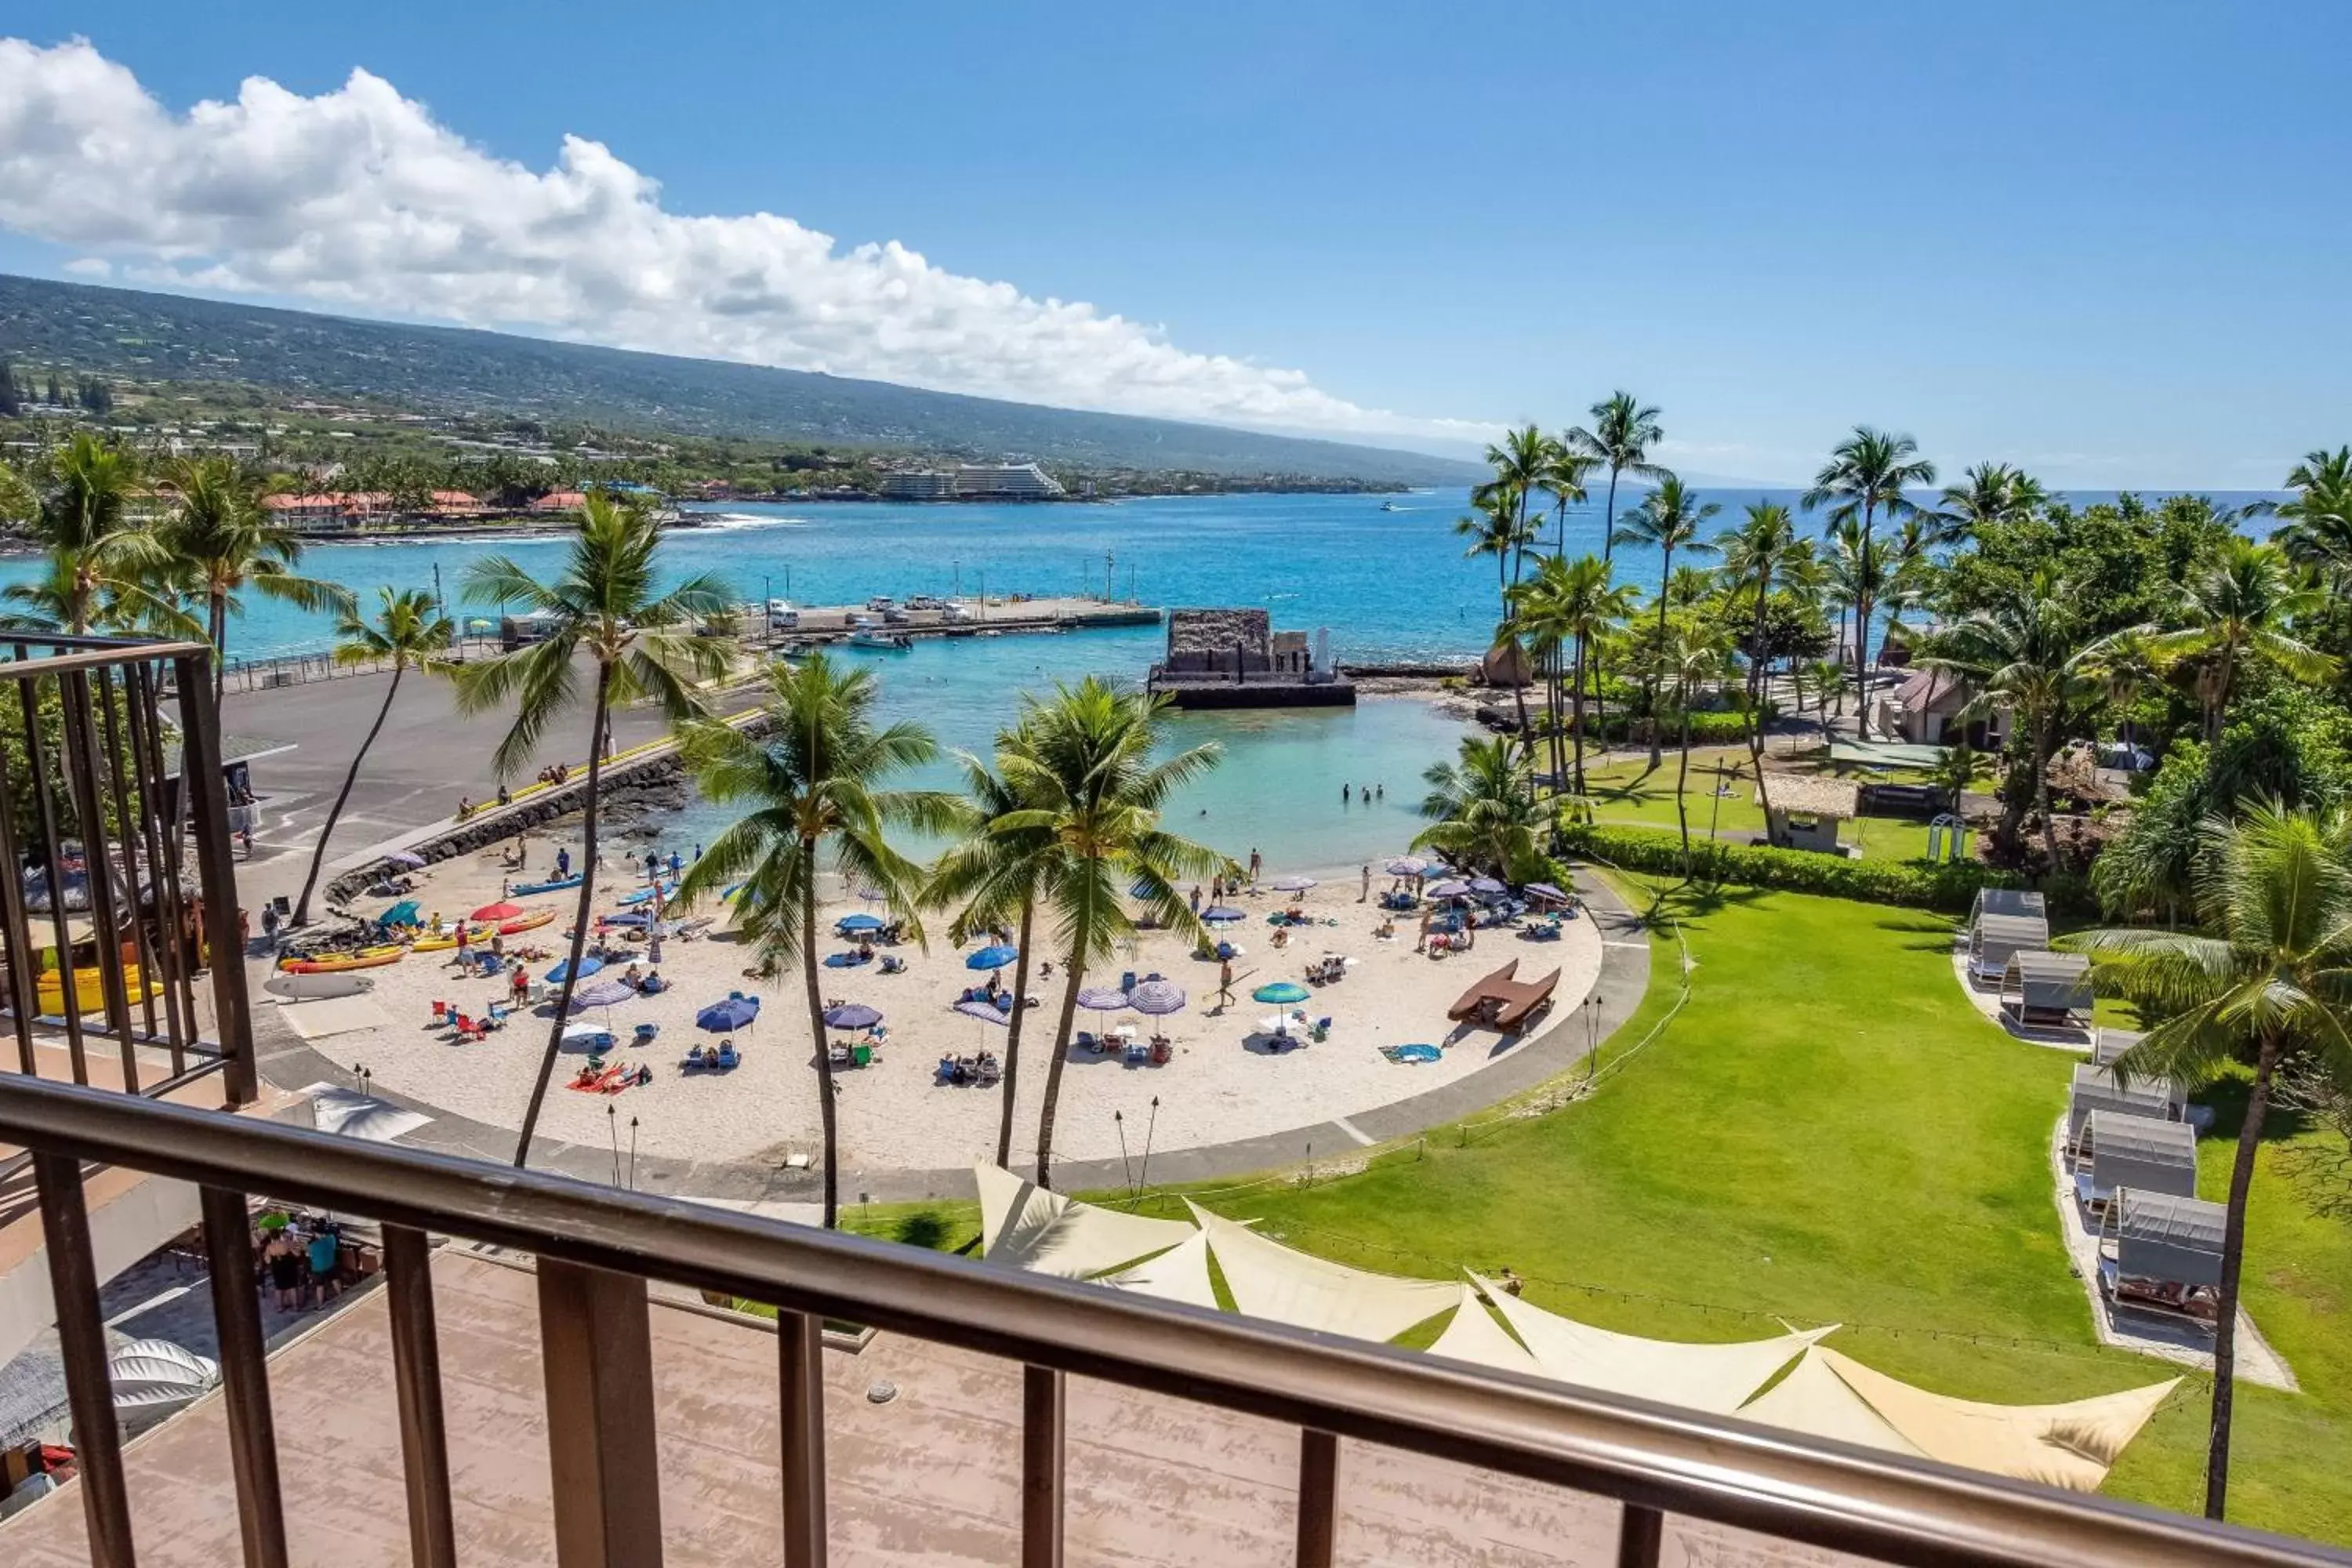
<box><xmin>290</xmin><ymin>837</ymin><xmax>1602</xmax><ymax>1172</ymax></box>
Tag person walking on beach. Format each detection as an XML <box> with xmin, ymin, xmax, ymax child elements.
<box><xmin>1360</xmin><ymin>863</ymin><xmax>1371</xmax><ymax>902</ymax></box>
<box><xmin>556</xmin><ymin>845</ymin><xmax>571</xmax><ymax>878</ymax></box>
<box><xmin>1217</xmin><ymin>956</ymin><xmax>1234</xmax><ymax>1011</ymax></box>
<box><xmin>1247</xmin><ymin>848</ymin><xmax>1261</xmax><ymax>886</ymax></box>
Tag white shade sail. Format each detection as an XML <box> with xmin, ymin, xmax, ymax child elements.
<box><xmin>1427</xmin><ymin>1284</ymin><xmax>1540</xmax><ymax>1374</ymax></box>
<box><xmin>1472</xmin><ymin>1272</ymin><xmax>1831</xmax><ymax>1414</ymax></box>
<box><xmin>1189</xmin><ymin>1202</ymin><xmax>1456</xmax><ymax>1342</ymax></box>
<box><xmin>1095</xmin><ymin>1231</ymin><xmax>1221</xmax><ymax>1312</ymax></box>
<box><xmin>1739</xmin><ymin>1347</ymin><xmax>1925</xmax><ymax>1458</ymax></box>
<box><xmin>974</xmin><ymin>1163</ymin><xmax>1196</xmax><ymax>1279</ymax></box>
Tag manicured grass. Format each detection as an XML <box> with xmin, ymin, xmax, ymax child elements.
<box><xmin>1145</xmin><ymin>882</ymin><xmax>2352</xmax><ymax>1546</ymax></box>
<box><xmin>1572</xmin><ymin>747</ymin><xmax>1939</xmax><ymax>862</ymax></box>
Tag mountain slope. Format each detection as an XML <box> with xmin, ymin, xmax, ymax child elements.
<box><xmin>0</xmin><ymin>274</ymin><xmax>1480</xmax><ymax>484</ymax></box>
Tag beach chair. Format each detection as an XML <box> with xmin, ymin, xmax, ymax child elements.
<box><xmin>975</xmin><ymin>1054</ymin><xmax>1002</xmax><ymax>1086</ymax></box>
<box><xmin>852</xmin><ymin>1042</ymin><xmax>874</xmax><ymax>1069</ymax></box>
<box><xmin>633</xmin><ymin>1022</ymin><xmax>659</xmax><ymax>1046</ymax></box>
<box><xmin>430</xmin><ymin>1000</ymin><xmax>449</xmax><ymax>1025</ymax></box>
<box><xmin>1120</xmin><ymin>971</ymin><xmax>1137</xmax><ymax>993</ymax></box>
<box><xmin>716</xmin><ymin>1041</ymin><xmax>741</xmax><ymax>1071</ymax></box>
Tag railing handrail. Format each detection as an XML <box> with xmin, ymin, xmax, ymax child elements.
<box><xmin>1</xmin><ymin>1075</ymin><xmax>2340</xmax><ymax>1568</ymax></box>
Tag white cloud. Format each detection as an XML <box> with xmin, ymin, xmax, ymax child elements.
<box><xmin>0</xmin><ymin>38</ymin><xmax>1482</xmax><ymax>442</ymax></box>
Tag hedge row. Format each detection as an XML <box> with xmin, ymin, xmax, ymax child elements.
<box><xmin>1555</xmin><ymin>821</ymin><xmax>2090</xmax><ymax>914</ymax></box>
<box><xmin>1533</xmin><ymin>706</ymin><xmax>1771</xmax><ymax>748</ymax></box>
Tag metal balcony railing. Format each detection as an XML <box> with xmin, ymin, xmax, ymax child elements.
<box><xmin>2</xmin><ymin>1076</ymin><xmax>2346</xmax><ymax>1568</ymax></box>
<box><xmin>0</xmin><ymin>635</ymin><xmax>256</xmax><ymax>1160</ymax></box>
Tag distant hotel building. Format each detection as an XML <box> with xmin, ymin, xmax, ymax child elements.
<box><xmin>880</xmin><ymin>463</ymin><xmax>1066</xmax><ymax>501</ymax></box>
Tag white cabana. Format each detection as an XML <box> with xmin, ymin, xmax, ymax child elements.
<box><xmin>1968</xmin><ymin>887</ymin><xmax>2050</xmax><ymax>982</ymax></box>
<box><xmin>1741</xmin><ymin>1347</ymin><xmax>2177</xmax><ymax>1494</ymax></box>
<box><xmin>1427</xmin><ymin>1284</ymin><xmax>1541</xmax><ymax>1374</ymax></box>
<box><xmin>2065</xmin><ymin>1062</ymin><xmax>2185</xmax><ymax>1151</ymax></box>
<box><xmin>1472</xmin><ymin>1273</ymin><xmax>1831</xmax><ymax>1414</ymax></box>
<box><xmin>974</xmin><ymin>1163</ymin><xmax>1196</xmax><ymax>1279</ymax></box>
<box><xmin>108</xmin><ymin>1338</ymin><xmax>221</xmax><ymax>1436</ymax></box>
<box><xmin>1095</xmin><ymin>1231</ymin><xmax>1221</xmax><ymax>1312</ymax></box>
<box><xmin>1189</xmin><ymin>1202</ymin><xmax>1456</xmax><ymax>1342</ymax></box>
<box><xmin>2076</xmin><ymin>1112</ymin><xmax>2198</xmax><ymax>1212</ymax></box>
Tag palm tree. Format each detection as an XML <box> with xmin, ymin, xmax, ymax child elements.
<box><xmin>289</xmin><ymin>589</ymin><xmax>456</xmax><ymax>926</ymax></box>
<box><xmin>2270</xmin><ymin>447</ymin><xmax>2352</xmax><ymax>586</ymax></box>
<box><xmin>995</xmin><ymin>681</ymin><xmax>1223</xmax><ymax>1189</ymax></box>
<box><xmin>2082</xmin><ymin>624</ymin><xmax>2164</xmax><ymax>755</ymax></box>
<box><xmin>2152</xmin><ymin>538</ymin><xmax>2336</xmax><ymax>742</ymax></box>
<box><xmin>1804</xmin><ymin>426</ymin><xmax>1936</xmax><ymax>692</ymax></box>
<box><xmin>1930</xmin><ymin>462</ymin><xmax>2046</xmax><ymax>545</ymax></box>
<box><xmin>1511</xmin><ymin>555</ymin><xmax>1632</xmax><ymax>796</ymax></box>
<box><xmin>161</xmin><ymin>456</ymin><xmax>351</xmax><ymax>710</ymax></box>
<box><xmin>1413</xmin><ymin>734</ymin><xmax>1544</xmax><ymax>880</ymax></box>
<box><xmin>1541</xmin><ymin>442</ymin><xmax>1595</xmax><ymax>557</ymax></box>
<box><xmin>674</xmin><ymin>655</ymin><xmax>951</xmax><ymax>1225</ymax></box>
<box><xmin>1611</xmin><ymin>475</ymin><xmax>1719</xmax><ymax>764</ymax></box>
<box><xmin>1453</xmin><ymin>488</ymin><xmax>1533</xmax><ymax>616</ymax></box>
<box><xmin>2071</xmin><ymin>804</ymin><xmax>2352</xmax><ymax>1521</ymax></box>
<box><xmin>1483</xmin><ymin>424</ymin><xmax>1552</xmax><ymax>583</ymax></box>
<box><xmin>1563</xmin><ymin>392</ymin><xmax>1666</xmax><ymax>566</ymax></box>
<box><xmin>1923</xmin><ymin>566</ymin><xmax>2100</xmax><ymax>867</ymax></box>
<box><xmin>454</xmin><ymin>492</ymin><xmax>739</xmax><ymax>1166</ymax></box>
<box><xmin>1657</xmin><ymin>622</ymin><xmax>1732</xmax><ymax>868</ymax></box>
<box><xmin>924</xmin><ymin>729</ymin><xmax>1057</xmax><ymax>1171</ymax></box>
<box><xmin>1716</xmin><ymin>503</ymin><xmax>1809</xmax><ymax>828</ymax></box>
<box><xmin>6</xmin><ymin>433</ymin><xmax>175</xmax><ymax>636</ymax></box>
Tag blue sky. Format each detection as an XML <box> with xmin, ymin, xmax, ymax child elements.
<box><xmin>0</xmin><ymin>2</ymin><xmax>2345</xmax><ymax>486</ymax></box>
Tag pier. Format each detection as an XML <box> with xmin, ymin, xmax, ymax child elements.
<box><xmin>756</xmin><ymin>595</ymin><xmax>1160</xmax><ymax>642</ymax></box>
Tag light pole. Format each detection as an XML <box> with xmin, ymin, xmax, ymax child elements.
<box><xmin>763</xmin><ymin>573</ymin><xmax>773</xmax><ymax>635</ymax></box>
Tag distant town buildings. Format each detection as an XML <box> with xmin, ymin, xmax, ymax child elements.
<box><xmin>880</xmin><ymin>462</ymin><xmax>1066</xmax><ymax>501</ymax></box>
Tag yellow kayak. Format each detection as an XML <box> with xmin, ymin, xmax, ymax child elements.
<box><xmin>280</xmin><ymin>945</ymin><xmax>406</xmax><ymax>975</ymax></box>
<box><xmin>37</xmin><ymin>965</ymin><xmax>162</xmax><ymax>1014</ymax></box>
<box><xmin>411</xmin><ymin>925</ymin><xmax>494</xmax><ymax>953</ymax></box>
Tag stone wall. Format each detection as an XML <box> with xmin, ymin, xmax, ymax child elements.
<box><xmin>1164</xmin><ymin>608</ymin><xmax>1270</xmax><ymax>673</ymax></box>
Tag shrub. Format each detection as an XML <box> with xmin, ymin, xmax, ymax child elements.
<box><xmin>1556</xmin><ymin>821</ymin><xmax>2091</xmax><ymax>914</ymax></box>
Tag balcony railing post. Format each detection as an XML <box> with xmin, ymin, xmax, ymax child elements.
<box><xmin>1617</xmin><ymin>1502</ymin><xmax>1664</xmax><ymax>1568</ymax></box>
<box><xmin>172</xmin><ymin>651</ymin><xmax>256</xmax><ymax>1104</ymax></box>
<box><xmin>384</xmin><ymin>1225</ymin><xmax>458</xmax><ymax>1568</ymax></box>
<box><xmin>33</xmin><ymin>1151</ymin><xmax>139</xmax><ymax>1568</ymax></box>
<box><xmin>1022</xmin><ymin>1365</ymin><xmax>1064</xmax><ymax>1568</ymax></box>
<box><xmin>777</xmin><ymin>1308</ymin><xmax>827</xmax><ymax>1568</ymax></box>
<box><xmin>199</xmin><ymin>1185</ymin><xmax>290</xmax><ymax>1568</ymax></box>
<box><xmin>1295</xmin><ymin>1429</ymin><xmax>1338</xmax><ymax>1568</ymax></box>
<box><xmin>537</xmin><ymin>1258</ymin><xmax>664</xmax><ymax>1568</ymax></box>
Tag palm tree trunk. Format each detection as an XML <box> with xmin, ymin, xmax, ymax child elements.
<box><xmin>1033</xmin><ymin>920</ymin><xmax>1092</xmax><ymax>1190</ymax></box>
<box><xmin>1855</xmin><ymin>501</ymin><xmax>1876</xmax><ymax>701</ymax></box>
<box><xmin>1569</xmin><ymin>638</ymin><xmax>1588</xmax><ymax>795</ymax></box>
<box><xmin>2034</xmin><ymin>718</ymin><xmax>2060</xmax><ymax>870</ymax></box>
<box><xmin>512</xmin><ymin>666</ymin><xmax>612</xmax><ymax>1167</ymax></box>
<box><xmin>1675</xmin><ymin>703</ymin><xmax>1693</xmax><ymax>871</ymax></box>
<box><xmin>994</xmin><ymin>895</ymin><xmax>1038</xmax><ymax>1170</ymax></box>
<box><xmin>1601</xmin><ymin>470</ymin><xmax>1620</xmax><ymax>565</ymax></box>
<box><xmin>2205</xmin><ymin>1033</ymin><xmax>2277</xmax><ymax>1521</ymax></box>
<box><xmin>209</xmin><ymin>590</ymin><xmax>229</xmax><ymax>716</ymax></box>
<box><xmin>1647</xmin><ymin>548</ymin><xmax>1671</xmax><ymax>768</ymax></box>
<box><xmin>2208</xmin><ymin>647</ymin><xmax>2234</xmax><ymax>743</ymax></box>
<box><xmin>1748</xmin><ymin>590</ymin><xmax>1776</xmax><ymax>837</ymax></box>
<box><xmin>802</xmin><ymin>837</ymin><xmax>840</xmax><ymax>1227</ymax></box>
<box><xmin>1505</xmin><ymin>648</ymin><xmax>1534</xmax><ymax>763</ymax></box>
<box><xmin>290</xmin><ymin>665</ymin><xmax>401</xmax><ymax>926</ymax></box>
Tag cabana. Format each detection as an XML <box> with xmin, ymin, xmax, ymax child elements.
<box><xmin>2064</xmin><ymin>1062</ymin><xmax>2184</xmax><ymax>1152</ymax></box>
<box><xmin>2091</xmin><ymin>1029</ymin><xmax>2133</xmax><ymax>1067</ymax></box>
<box><xmin>2000</xmin><ymin>949</ymin><xmax>2093</xmax><ymax>1031</ymax></box>
<box><xmin>2099</xmin><ymin>1189</ymin><xmax>2226</xmax><ymax>1330</ymax></box>
<box><xmin>1967</xmin><ymin>887</ymin><xmax>2049</xmax><ymax>983</ymax></box>
<box><xmin>2074</xmin><ymin>1112</ymin><xmax>2198</xmax><ymax>1214</ymax></box>
<box><xmin>1755</xmin><ymin>775</ymin><xmax>1857</xmax><ymax>855</ymax></box>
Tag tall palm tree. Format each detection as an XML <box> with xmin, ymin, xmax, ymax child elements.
<box><xmin>1716</xmin><ymin>503</ymin><xmax>1810</xmax><ymax>828</ymax></box>
<box><xmin>1413</xmin><ymin>734</ymin><xmax>1544</xmax><ymax>880</ymax></box>
<box><xmin>2151</xmin><ymin>538</ymin><xmax>2336</xmax><ymax>742</ymax></box>
<box><xmin>1504</xmin><ymin>570</ymin><xmax>1572</xmax><ymax>794</ymax></box>
<box><xmin>2071</xmin><ymin>804</ymin><xmax>2352</xmax><ymax>1521</ymax></box>
<box><xmin>674</xmin><ymin>655</ymin><xmax>951</xmax><ymax>1225</ymax></box>
<box><xmin>1657</xmin><ymin>622</ymin><xmax>1732</xmax><ymax>868</ymax></box>
<box><xmin>1512</xmin><ymin>555</ymin><xmax>1632</xmax><ymax>796</ymax></box>
<box><xmin>1923</xmin><ymin>566</ymin><xmax>2100</xmax><ymax>867</ymax></box>
<box><xmin>1804</xmin><ymin>426</ymin><xmax>1936</xmax><ymax>692</ymax></box>
<box><xmin>1611</xmin><ymin>475</ymin><xmax>1719</xmax><ymax>764</ymax></box>
<box><xmin>2269</xmin><ymin>447</ymin><xmax>2352</xmax><ymax>586</ymax></box>
<box><xmin>2082</xmin><ymin>624</ymin><xmax>2164</xmax><ymax>755</ymax></box>
<box><xmin>1453</xmin><ymin>488</ymin><xmax>1533</xmax><ymax>616</ymax></box>
<box><xmin>1483</xmin><ymin>424</ymin><xmax>1552</xmax><ymax>583</ymax></box>
<box><xmin>289</xmin><ymin>589</ymin><xmax>456</xmax><ymax>926</ymax></box>
<box><xmin>924</xmin><ymin>729</ymin><xmax>1057</xmax><ymax>1171</ymax></box>
<box><xmin>1930</xmin><ymin>462</ymin><xmax>2046</xmax><ymax>545</ymax></box>
<box><xmin>7</xmin><ymin>433</ymin><xmax>174</xmax><ymax>636</ymax></box>
<box><xmin>996</xmin><ymin>681</ymin><xmax>1223</xmax><ymax>1189</ymax></box>
<box><xmin>161</xmin><ymin>456</ymin><xmax>351</xmax><ymax>710</ymax></box>
<box><xmin>455</xmin><ymin>492</ymin><xmax>738</xmax><ymax>1166</ymax></box>
<box><xmin>1563</xmin><ymin>392</ymin><xmax>1666</xmax><ymax>567</ymax></box>
<box><xmin>1541</xmin><ymin>442</ymin><xmax>1595</xmax><ymax>557</ymax></box>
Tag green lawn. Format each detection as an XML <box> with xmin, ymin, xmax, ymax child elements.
<box><xmin>1571</xmin><ymin>747</ymin><xmax>1939</xmax><ymax>862</ymax></box>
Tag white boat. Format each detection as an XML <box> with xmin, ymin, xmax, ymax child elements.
<box><xmin>847</xmin><ymin>631</ymin><xmax>913</xmax><ymax>651</ymax></box>
<box><xmin>265</xmin><ymin>971</ymin><xmax>377</xmax><ymax>1001</ymax></box>
<box><xmin>1380</xmin><ymin>500</ymin><xmax>1403</xmax><ymax>512</ymax></box>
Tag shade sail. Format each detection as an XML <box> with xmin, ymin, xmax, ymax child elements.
<box><xmin>1426</xmin><ymin>1284</ymin><xmax>1539</xmax><ymax>1374</ymax></box>
<box><xmin>1189</xmin><ymin>1202</ymin><xmax>1455</xmax><ymax>1343</ymax></box>
<box><xmin>1472</xmin><ymin>1273</ymin><xmax>1830</xmax><ymax>1414</ymax></box>
<box><xmin>1739</xmin><ymin>1347</ymin><xmax>1926</xmax><ymax>1459</ymax></box>
<box><xmin>1095</xmin><ymin>1231</ymin><xmax>1221</xmax><ymax>1312</ymax></box>
<box><xmin>974</xmin><ymin>1163</ymin><xmax>1195</xmax><ymax>1279</ymax></box>
<box><xmin>1747</xmin><ymin>1347</ymin><xmax>2179</xmax><ymax>1494</ymax></box>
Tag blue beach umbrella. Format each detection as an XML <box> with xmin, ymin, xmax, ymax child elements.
<box><xmin>837</xmin><ymin>913</ymin><xmax>886</xmax><ymax>933</ymax></box>
<box><xmin>966</xmin><ymin>944</ymin><xmax>1020</xmax><ymax>971</ymax></box>
<box><xmin>378</xmin><ymin>899</ymin><xmax>421</xmax><ymax>927</ymax></box>
<box><xmin>698</xmin><ymin>995</ymin><xmax>760</xmax><ymax>1031</ymax></box>
<box><xmin>1201</xmin><ymin>906</ymin><xmax>1245</xmax><ymax>924</ymax></box>
<box><xmin>1252</xmin><ymin>981</ymin><xmax>1311</xmax><ymax>1005</ymax></box>
<box><xmin>546</xmin><ymin>954</ymin><xmax>604</xmax><ymax>984</ymax></box>
<box><xmin>822</xmin><ymin>1002</ymin><xmax>883</xmax><ymax>1030</ymax></box>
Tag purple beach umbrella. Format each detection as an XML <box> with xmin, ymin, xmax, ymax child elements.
<box><xmin>1127</xmin><ymin>980</ymin><xmax>1187</xmax><ymax>1015</ymax></box>
<box><xmin>822</xmin><ymin>1002</ymin><xmax>884</xmax><ymax>1030</ymax></box>
<box><xmin>1468</xmin><ymin>877</ymin><xmax>1508</xmax><ymax>895</ymax></box>
<box><xmin>1270</xmin><ymin>875</ymin><xmax>1316</xmax><ymax>893</ymax></box>
<box><xmin>1423</xmin><ymin>880</ymin><xmax>1469</xmax><ymax>900</ymax></box>
<box><xmin>1383</xmin><ymin>856</ymin><xmax>1428</xmax><ymax>877</ymax></box>
<box><xmin>1201</xmin><ymin>906</ymin><xmax>1246</xmax><ymax>924</ymax></box>
<box><xmin>1075</xmin><ymin>987</ymin><xmax>1130</xmax><ymax>1011</ymax></box>
<box><xmin>955</xmin><ymin>997</ymin><xmax>1011</xmax><ymax>1026</ymax></box>
<box><xmin>568</xmin><ymin>980</ymin><xmax>634</xmax><ymax>1011</ymax></box>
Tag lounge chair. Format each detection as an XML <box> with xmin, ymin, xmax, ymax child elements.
<box><xmin>1446</xmin><ymin>960</ymin><xmax>1520</xmax><ymax>1023</ymax></box>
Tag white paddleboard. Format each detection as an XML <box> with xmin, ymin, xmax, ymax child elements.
<box><xmin>264</xmin><ymin>971</ymin><xmax>377</xmax><ymax>1001</ymax></box>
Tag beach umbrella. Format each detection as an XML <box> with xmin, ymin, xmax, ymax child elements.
<box><xmin>965</xmin><ymin>944</ymin><xmax>1020</xmax><ymax>971</ymax></box>
<box><xmin>1128</xmin><ymin>979</ymin><xmax>1187</xmax><ymax>1015</ymax></box>
<box><xmin>1384</xmin><ymin>856</ymin><xmax>1429</xmax><ymax>877</ymax></box>
<box><xmin>1525</xmin><ymin>882</ymin><xmax>1570</xmax><ymax>903</ymax></box>
<box><xmin>1252</xmin><ymin>981</ymin><xmax>1310</xmax><ymax>1005</ymax></box>
<box><xmin>1468</xmin><ymin>877</ymin><xmax>1508</xmax><ymax>895</ymax></box>
<box><xmin>378</xmin><ymin>898</ymin><xmax>421</xmax><ymax>927</ymax></box>
<box><xmin>1202</xmin><ymin>906</ymin><xmax>1245</xmax><ymax>924</ymax></box>
<box><xmin>1075</xmin><ymin>986</ymin><xmax>1130</xmax><ymax>1011</ymax></box>
<box><xmin>546</xmin><ymin>954</ymin><xmax>604</xmax><ymax>984</ymax></box>
<box><xmin>954</xmin><ymin>997</ymin><xmax>1011</xmax><ymax>1026</ymax></box>
<box><xmin>837</xmin><ymin>913</ymin><xmax>886</xmax><ymax>933</ymax></box>
<box><xmin>698</xmin><ymin>995</ymin><xmax>760</xmax><ymax>1032</ymax></box>
<box><xmin>472</xmin><ymin>900</ymin><xmax>523</xmax><ymax>922</ymax></box>
<box><xmin>822</xmin><ymin>1002</ymin><xmax>884</xmax><ymax>1030</ymax></box>
<box><xmin>1271</xmin><ymin>875</ymin><xmax>1316</xmax><ymax>893</ymax></box>
<box><xmin>387</xmin><ymin>851</ymin><xmax>426</xmax><ymax>869</ymax></box>
<box><xmin>569</xmin><ymin>980</ymin><xmax>634</xmax><ymax>1011</ymax></box>
<box><xmin>1423</xmin><ymin>880</ymin><xmax>1469</xmax><ymax>900</ymax></box>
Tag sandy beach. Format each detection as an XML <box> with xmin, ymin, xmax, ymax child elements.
<box><xmin>283</xmin><ymin>828</ymin><xmax>1602</xmax><ymax>1174</ymax></box>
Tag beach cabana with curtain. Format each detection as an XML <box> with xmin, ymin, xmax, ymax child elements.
<box><xmin>1967</xmin><ymin>887</ymin><xmax>2049</xmax><ymax>982</ymax></box>
<box><xmin>1737</xmin><ymin>1347</ymin><xmax>2176</xmax><ymax>1494</ymax></box>
<box><xmin>2065</xmin><ymin>1062</ymin><xmax>2184</xmax><ymax>1152</ymax></box>
<box><xmin>1188</xmin><ymin>1202</ymin><xmax>1456</xmax><ymax>1342</ymax></box>
<box><xmin>2000</xmin><ymin>950</ymin><xmax>2093</xmax><ymax>1030</ymax></box>
<box><xmin>973</xmin><ymin>1163</ymin><xmax>1196</xmax><ymax>1279</ymax></box>
<box><xmin>2074</xmin><ymin>1112</ymin><xmax>2198</xmax><ymax>1214</ymax></box>
<box><xmin>2099</xmin><ymin>1189</ymin><xmax>2226</xmax><ymax>1330</ymax></box>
